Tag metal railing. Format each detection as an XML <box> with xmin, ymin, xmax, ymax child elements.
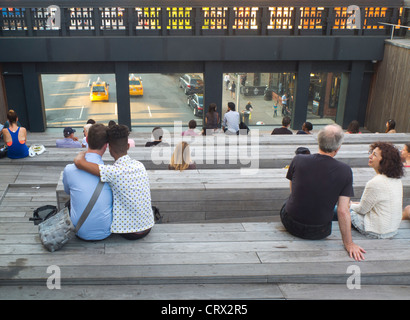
<box><xmin>0</xmin><ymin>5</ymin><xmax>407</xmax><ymax>37</ymax></box>
<box><xmin>379</xmin><ymin>22</ymin><xmax>410</xmax><ymax>39</ymax></box>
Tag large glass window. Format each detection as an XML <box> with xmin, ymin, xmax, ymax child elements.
<box><xmin>129</xmin><ymin>73</ymin><xmax>204</xmax><ymax>128</ymax></box>
<box><xmin>42</xmin><ymin>74</ymin><xmax>117</xmax><ymax>128</ymax></box>
<box><xmin>41</xmin><ymin>71</ymin><xmax>347</xmax><ymax>130</ymax></box>
<box><xmin>222</xmin><ymin>72</ymin><xmax>295</xmax><ymax>126</ymax></box>
<box><xmin>307</xmin><ymin>72</ymin><xmax>342</xmax><ymax>125</ymax></box>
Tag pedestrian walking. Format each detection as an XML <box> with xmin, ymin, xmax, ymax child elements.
<box><xmin>230</xmin><ymin>81</ymin><xmax>236</xmax><ymax>99</ymax></box>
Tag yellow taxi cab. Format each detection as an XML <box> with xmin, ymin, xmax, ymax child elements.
<box><xmin>129</xmin><ymin>74</ymin><xmax>143</xmax><ymax>96</ymax></box>
<box><xmin>90</xmin><ymin>77</ymin><xmax>109</xmax><ymax>102</ymax></box>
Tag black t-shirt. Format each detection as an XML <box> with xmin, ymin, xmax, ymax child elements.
<box><xmin>271</xmin><ymin>127</ymin><xmax>293</xmax><ymax>135</ymax></box>
<box><xmin>285</xmin><ymin>153</ymin><xmax>354</xmax><ymax>225</ymax></box>
<box><xmin>145</xmin><ymin>141</ymin><xmax>169</xmax><ymax>147</ymax></box>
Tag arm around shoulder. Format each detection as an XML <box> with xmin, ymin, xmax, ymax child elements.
<box><xmin>74</xmin><ymin>151</ymin><xmax>101</xmax><ymax>177</ymax></box>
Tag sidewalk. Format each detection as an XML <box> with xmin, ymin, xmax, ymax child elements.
<box><xmin>221</xmin><ymin>84</ymin><xmax>341</xmax><ymax>131</ymax></box>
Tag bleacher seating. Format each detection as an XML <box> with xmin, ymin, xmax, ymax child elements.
<box><xmin>1</xmin><ymin>131</ymin><xmax>410</xmax><ymax>299</ymax></box>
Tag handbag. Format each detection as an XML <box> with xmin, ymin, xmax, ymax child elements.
<box><xmin>38</xmin><ymin>181</ymin><xmax>104</xmax><ymax>252</ymax></box>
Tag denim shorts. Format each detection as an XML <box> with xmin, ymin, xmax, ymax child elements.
<box><xmin>350</xmin><ymin>211</ymin><xmax>397</xmax><ymax>239</ymax></box>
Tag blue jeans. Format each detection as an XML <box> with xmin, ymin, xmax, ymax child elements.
<box><xmin>332</xmin><ymin>205</ymin><xmax>339</xmax><ymax>221</ymax></box>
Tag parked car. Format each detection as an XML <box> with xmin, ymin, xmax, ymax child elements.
<box><xmin>187</xmin><ymin>94</ymin><xmax>203</xmax><ymax>117</ymax></box>
<box><xmin>179</xmin><ymin>74</ymin><xmax>204</xmax><ymax>95</ymax></box>
<box><xmin>129</xmin><ymin>74</ymin><xmax>143</xmax><ymax>96</ymax></box>
<box><xmin>89</xmin><ymin>77</ymin><xmax>109</xmax><ymax>102</ymax></box>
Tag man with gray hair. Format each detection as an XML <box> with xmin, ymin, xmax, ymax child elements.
<box><xmin>280</xmin><ymin>124</ymin><xmax>366</xmax><ymax>261</ymax></box>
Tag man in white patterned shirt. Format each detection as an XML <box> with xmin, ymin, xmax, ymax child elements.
<box><xmin>74</xmin><ymin>124</ymin><xmax>154</xmax><ymax>240</ymax></box>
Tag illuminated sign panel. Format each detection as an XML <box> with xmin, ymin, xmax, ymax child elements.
<box><xmin>0</xmin><ymin>4</ymin><xmax>403</xmax><ymax>32</ymax></box>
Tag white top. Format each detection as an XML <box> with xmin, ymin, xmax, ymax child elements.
<box><xmin>222</xmin><ymin>111</ymin><xmax>240</xmax><ymax>133</ymax></box>
<box><xmin>82</xmin><ymin>136</ymin><xmax>88</xmax><ymax>148</ymax></box>
<box><xmin>350</xmin><ymin>174</ymin><xmax>403</xmax><ymax>235</ymax></box>
<box><xmin>99</xmin><ymin>155</ymin><xmax>154</xmax><ymax>233</ymax></box>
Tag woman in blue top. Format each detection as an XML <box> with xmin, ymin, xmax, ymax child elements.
<box><xmin>1</xmin><ymin>109</ymin><xmax>29</xmax><ymax>159</ymax></box>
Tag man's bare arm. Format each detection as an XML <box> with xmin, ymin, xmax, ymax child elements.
<box><xmin>337</xmin><ymin>196</ymin><xmax>366</xmax><ymax>261</ymax></box>
<box><xmin>74</xmin><ymin>151</ymin><xmax>101</xmax><ymax>177</ymax></box>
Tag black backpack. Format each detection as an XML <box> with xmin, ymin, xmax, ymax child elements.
<box><xmin>29</xmin><ymin>205</ymin><xmax>58</xmax><ymax>225</ymax></box>
<box><xmin>152</xmin><ymin>206</ymin><xmax>163</xmax><ymax>223</ymax></box>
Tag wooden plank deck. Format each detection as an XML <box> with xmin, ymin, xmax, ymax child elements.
<box><xmin>1</xmin><ymin>212</ymin><xmax>410</xmax><ymax>298</ymax></box>
<box><xmin>51</xmin><ymin>166</ymin><xmax>409</xmax><ymax>222</ymax></box>
<box><xmin>25</xmin><ymin>131</ymin><xmax>410</xmax><ymax>148</ymax></box>
<box><xmin>2</xmin><ymin>142</ymin><xmax>406</xmax><ymax>170</ymax></box>
<box><xmin>1</xmin><ymin>164</ymin><xmax>410</xmax><ymax>299</ymax></box>
<box><xmin>4</xmin><ymin>131</ymin><xmax>409</xmax><ymax>172</ymax></box>
<box><xmin>2</xmin><ymin>128</ymin><xmax>410</xmax><ymax>300</ymax></box>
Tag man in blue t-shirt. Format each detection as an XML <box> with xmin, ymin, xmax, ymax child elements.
<box><xmin>56</xmin><ymin>127</ymin><xmax>82</xmax><ymax>148</ymax></box>
<box><xmin>63</xmin><ymin>124</ymin><xmax>112</xmax><ymax>240</ymax></box>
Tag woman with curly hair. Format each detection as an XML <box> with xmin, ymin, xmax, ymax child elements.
<box><xmin>350</xmin><ymin>142</ymin><xmax>404</xmax><ymax>238</ymax></box>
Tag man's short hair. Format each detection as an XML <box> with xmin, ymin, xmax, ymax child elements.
<box><xmin>317</xmin><ymin>124</ymin><xmax>344</xmax><ymax>153</ymax></box>
<box><xmin>188</xmin><ymin>120</ymin><xmax>197</xmax><ymax>129</ymax></box>
<box><xmin>87</xmin><ymin>123</ymin><xmax>108</xmax><ymax>150</ymax></box>
<box><xmin>304</xmin><ymin>122</ymin><xmax>313</xmax><ymax>131</ymax></box>
<box><xmin>282</xmin><ymin>116</ymin><xmax>291</xmax><ymax>127</ymax></box>
<box><xmin>108</xmin><ymin>124</ymin><xmax>129</xmax><ymax>154</ymax></box>
<box><xmin>152</xmin><ymin>126</ymin><xmax>163</xmax><ymax>140</ymax></box>
<box><xmin>228</xmin><ymin>102</ymin><xmax>236</xmax><ymax>111</ymax></box>
<box><xmin>295</xmin><ymin>147</ymin><xmax>311</xmax><ymax>155</ymax></box>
